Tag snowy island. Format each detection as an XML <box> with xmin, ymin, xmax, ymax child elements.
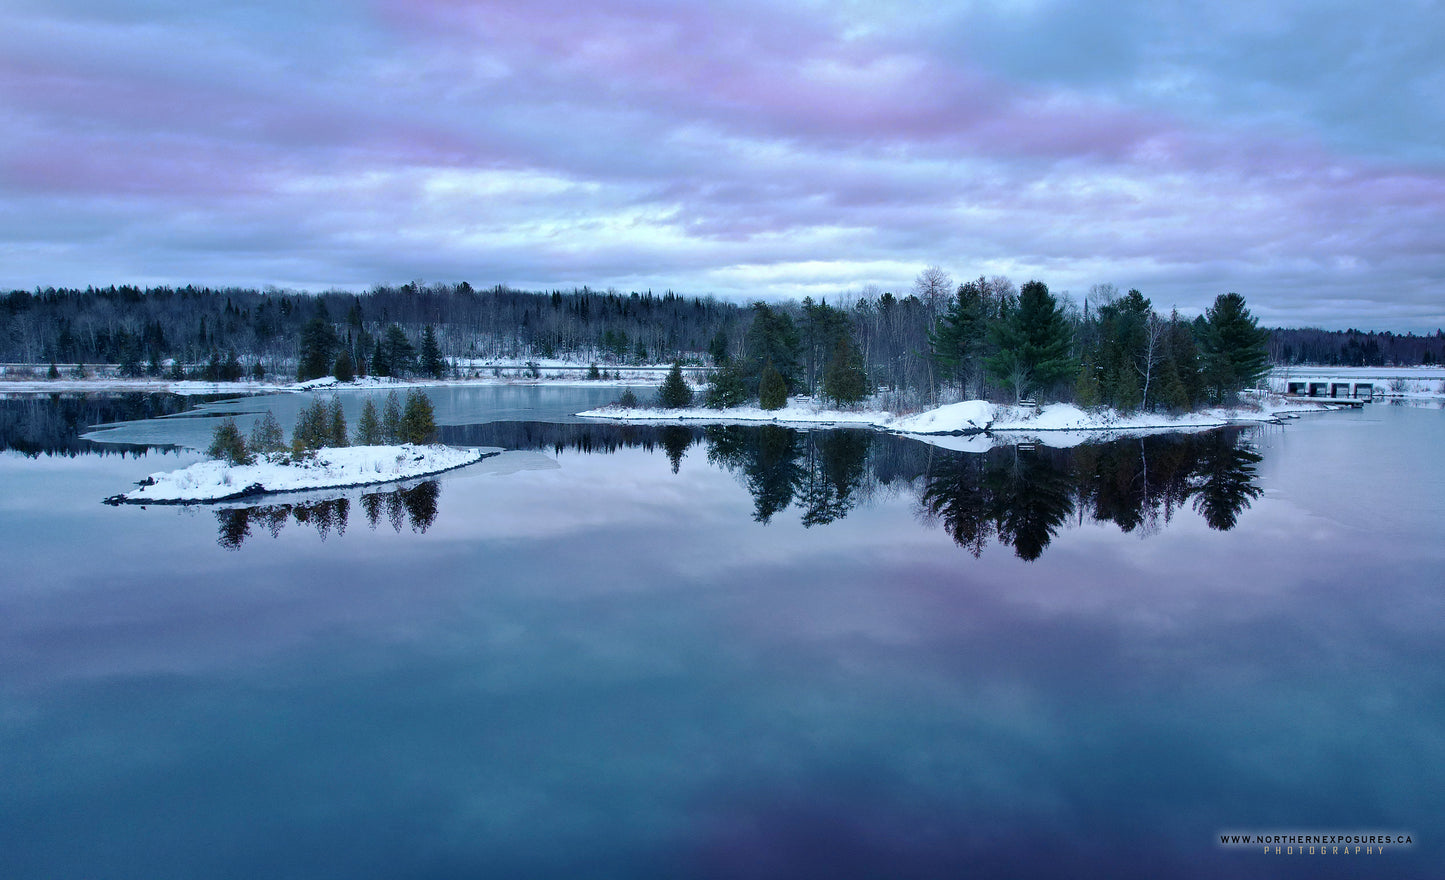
<box><xmin>577</xmin><ymin>395</ymin><xmax>1345</xmax><ymax>443</ymax></box>
<box><xmin>107</xmin><ymin>444</ymin><xmax>497</xmax><ymax>505</ymax></box>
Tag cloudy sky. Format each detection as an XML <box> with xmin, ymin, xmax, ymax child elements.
<box><xmin>2</xmin><ymin>0</ymin><xmax>1442</xmax><ymax>330</ymax></box>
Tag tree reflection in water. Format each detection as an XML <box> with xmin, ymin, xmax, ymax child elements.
<box><xmin>234</xmin><ymin>420</ymin><xmax>1265</xmax><ymax>559</ymax></box>
<box><xmin>918</xmin><ymin>432</ymin><xmax>1265</xmax><ymax>559</ymax></box>
<box><xmin>215</xmin><ymin>481</ymin><xmax>441</xmax><ymax>550</ymax></box>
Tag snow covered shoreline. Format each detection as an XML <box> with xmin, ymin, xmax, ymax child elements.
<box><xmin>107</xmin><ymin>444</ymin><xmax>498</xmax><ymax>505</ymax></box>
<box><xmin>577</xmin><ymin>395</ymin><xmax>1349</xmax><ymax>439</ymax></box>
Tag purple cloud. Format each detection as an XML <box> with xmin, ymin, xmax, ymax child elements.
<box><xmin>0</xmin><ymin>0</ymin><xmax>1441</xmax><ymax>329</ymax></box>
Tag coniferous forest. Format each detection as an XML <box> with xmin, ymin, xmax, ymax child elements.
<box><xmin>4</xmin><ymin>274</ymin><xmax>1441</xmax><ymax>411</ymax></box>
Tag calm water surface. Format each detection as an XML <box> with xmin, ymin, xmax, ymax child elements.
<box><xmin>1</xmin><ymin>389</ymin><xmax>1441</xmax><ymax>879</ymax></box>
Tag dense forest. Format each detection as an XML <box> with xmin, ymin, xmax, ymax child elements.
<box><xmin>4</xmin><ymin>275</ymin><xmax>1441</xmax><ymax>410</ymax></box>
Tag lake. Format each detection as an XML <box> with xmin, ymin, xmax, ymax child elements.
<box><xmin>1</xmin><ymin>387</ymin><xmax>1441</xmax><ymax>879</ymax></box>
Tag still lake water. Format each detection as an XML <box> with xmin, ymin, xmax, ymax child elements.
<box><xmin>1</xmin><ymin>388</ymin><xmax>1442</xmax><ymax>879</ymax></box>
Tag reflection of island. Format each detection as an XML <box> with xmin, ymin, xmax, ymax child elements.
<box><xmin>446</xmin><ymin>420</ymin><xmax>1266</xmax><ymax>558</ymax></box>
<box><xmin>215</xmin><ymin>481</ymin><xmax>441</xmax><ymax>550</ymax></box>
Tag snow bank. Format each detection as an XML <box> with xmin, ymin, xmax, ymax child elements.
<box><xmin>580</xmin><ymin>395</ymin><xmax>1347</xmax><ymax>437</ymax></box>
<box><xmin>112</xmin><ymin>444</ymin><xmax>497</xmax><ymax>504</ymax></box>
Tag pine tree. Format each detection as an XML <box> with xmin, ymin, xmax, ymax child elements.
<box><xmin>327</xmin><ymin>397</ymin><xmax>348</xmax><ymax>447</ymax></box>
<box><xmin>929</xmin><ymin>278</ymin><xmax>988</xmax><ymax>394</ymax></box>
<box><xmin>291</xmin><ymin>399</ymin><xmax>331</xmax><ymax>453</ymax></box>
<box><xmin>704</xmin><ymin>360</ymin><xmax>749</xmax><ymax>409</ymax></box>
<box><xmin>381</xmin><ymin>390</ymin><xmax>403</xmax><ymax>443</ymax></box>
<box><xmin>355</xmin><ymin>397</ymin><xmax>383</xmax><ymax>445</ymax></box>
<box><xmin>759</xmin><ymin>361</ymin><xmax>788</xmax><ymax>410</ymax></box>
<box><xmin>248</xmin><ymin>411</ymin><xmax>285</xmax><ymax>455</ymax></box>
<box><xmin>986</xmin><ymin>280</ymin><xmax>1074</xmax><ymax>401</ymax></box>
<box><xmin>382</xmin><ymin>324</ymin><xmax>416</xmax><ymax>377</ymax></box>
<box><xmin>400</xmin><ymin>388</ymin><xmax>437</xmax><ymax>444</ymax></box>
<box><xmin>420</xmin><ymin>326</ymin><xmax>445</xmax><ymax>378</ymax></box>
<box><xmin>656</xmin><ymin>362</ymin><xmax>694</xmax><ymax>408</ymax></box>
<box><xmin>822</xmin><ymin>335</ymin><xmax>868</xmax><ymax>405</ymax></box>
<box><xmin>297</xmin><ymin>317</ymin><xmax>337</xmax><ymax>381</ymax></box>
<box><xmin>333</xmin><ymin>349</ymin><xmax>355</xmax><ymax>383</ymax></box>
<box><xmin>1200</xmin><ymin>293</ymin><xmax>1269</xmax><ymax>403</ymax></box>
<box><xmin>47</xmin><ymin>362</ymin><xmax>59</xmax><ymax>380</ymax></box>
<box><xmin>208</xmin><ymin>418</ymin><xmax>252</xmax><ymax>465</ymax></box>
<box><xmin>1074</xmin><ymin>361</ymin><xmax>1102</xmax><ymax>408</ymax></box>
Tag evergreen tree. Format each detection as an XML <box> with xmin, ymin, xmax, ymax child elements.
<box><xmin>1074</xmin><ymin>360</ymin><xmax>1102</xmax><ymax>408</ymax></box>
<box><xmin>822</xmin><ymin>335</ymin><xmax>868</xmax><ymax>405</ymax></box>
<box><xmin>1200</xmin><ymin>293</ymin><xmax>1269</xmax><ymax>402</ymax></box>
<box><xmin>745</xmin><ymin>303</ymin><xmax>802</xmax><ymax>391</ymax></box>
<box><xmin>297</xmin><ymin>317</ymin><xmax>338</xmax><ymax>381</ymax></box>
<box><xmin>419</xmin><ymin>325</ymin><xmax>445</xmax><ymax>378</ymax></box>
<box><xmin>656</xmin><ymin>361</ymin><xmax>694</xmax><ymax>408</ymax></box>
<box><xmin>371</xmin><ymin>337</ymin><xmax>389</xmax><ymax>377</ymax></box>
<box><xmin>704</xmin><ymin>360</ymin><xmax>749</xmax><ymax>409</ymax></box>
<box><xmin>587</xmin><ymin>363</ymin><xmax>601</xmax><ymax>380</ymax></box>
<box><xmin>929</xmin><ymin>278</ymin><xmax>988</xmax><ymax>395</ymax></box>
<box><xmin>381</xmin><ymin>390</ymin><xmax>403</xmax><ymax>443</ymax></box>
<box><xmin>251</xmin><ymin>360</ymin><xmax>265</xmax><ymax>381</ymax></box>
<box><xmin>355</xmin><ymin>397</ymin><xmax>383</xmax><ymax>445</ymax></box>
<box><xmin>47</xmin><ymin>362</ymin><xmax>59</xmax><ymax>380</ymax></box>
<box><xmin>759</xmin><ymin>361</ymin><xmax>788</xmax><ymax>410</ymax></box>
<box><xmin>248</xmin><ymin>410</ymin><xmax>286</xmax><ymax>455</ymax></box>
<box><xmin>208</xmin><ymin>418</ymin><xmax>252</xmax><ymax>465</ymax></box>
<box><xmin>400</xmin><ymin>388</ymin><xmax>438</xmax><ymax>444</ymax></box>
<box><xmin>986</xmin><ymin>280</ymin><xmax>1074</xmax><ymax>401</ymax></box>
<box><xmin>291</xmin><ymin>399</ymin><xmax>331</xmax><ymax>453</ymax></box>
<box><xmin>333</xmin><ymin>349</ymin><xmax>355</xmax><ymax>383</ymax></box>
<box><xmin>617</xmin><ymin>388</ymin><xmax>640</xmax><ymax>408</ymax></box>
<box><xmin>382</xmin><ymin>324</ymin><xmax>417</xmax><ymax>377</ymax></box>
<box><xmin>327</xmin><ymin>397</ymin><xmax>349</xmax><ymax>447</ymax></box>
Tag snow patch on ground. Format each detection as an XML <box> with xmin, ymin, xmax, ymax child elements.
<box><xmin>114</xmin><ymin>444</ymin><xmax>497</xmax><ymax>503</ymax></box>
<box><xmin>579</xmin><ymin>395</ymin><xmax>1346</xmax><ymax>439</ymax></box>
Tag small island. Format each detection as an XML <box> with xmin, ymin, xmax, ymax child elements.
<box><xmin>106</xmin><ymin>388</ymin><xmax>494</xmax><ymax>504</ymax></box>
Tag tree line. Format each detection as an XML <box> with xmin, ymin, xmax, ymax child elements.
<box><xmin>10</xmin><ymin>274</ymin><xmax>1425</xmax><ymax>412</ymax></box>
<box><xmin>208</xmin><ymin>389</ymin><xmax>438</xmax><ymax>466</ymax></box>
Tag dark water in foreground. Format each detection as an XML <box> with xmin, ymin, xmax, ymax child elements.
<box><xmin>1</xmin><ymin>390</ymin><xmax>1442</xmax><ymax>878</ymax></box>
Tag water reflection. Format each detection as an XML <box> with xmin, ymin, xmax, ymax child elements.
<box><xmin>214</xmin><ymin>481</ymin><xmax>441</xmax><ymax>550</ymax></box>
<box><xmin>0</xmin><ymin>392</ymin><xmax>220</xmax><ymax>457</ymax></box>
<box><xmin>447</xmin><ymin>420</ymin><xmax>1263</xmax><ymax>558</ymax></box>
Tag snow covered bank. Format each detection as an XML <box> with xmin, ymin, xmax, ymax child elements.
<box><xmin>578</xmin><ymin>396</ymin><xmax>1346</xmax><ymax>439</ymax></box>
<box><xmin>109</xmin><ymin>444</ymin><xmax>498</xmax><ymax>504</ymax></box>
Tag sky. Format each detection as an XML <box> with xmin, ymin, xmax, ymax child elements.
<box><xmin>1</xmin><ymin>0</ymin><xmax>1442</xmax><ymax>331</ymax></box>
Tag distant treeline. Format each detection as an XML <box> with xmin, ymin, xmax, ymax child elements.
<box><xmin>6</xmin><ymin>279</ymin><xmax>1439</xmax><ymax>409</ymax></box>
<box><xmin>1267</xmin><ymin>327</ymin><xmax>1445</xmax><ymax>366</ymax></box>
<box><xmin>0</xmin><ymin>283</ymin><xmax>743</xmax><ymax>375</ymax></box>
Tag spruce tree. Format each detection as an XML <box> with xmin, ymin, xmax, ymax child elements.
<box><xmin>986</xmin><ymin>280</ymin><xmax>1074</xmax><ymax>401</ymax></box>
<box><xmin>248</xmin><ymin>411</ymin><xmax>286</xmax><ymax>455</ymax></box>
<box><xmin>705</xmin><ymin>360</ymin><xmax>749</xmax><ymax>409</ymax></box>
<box><xmin>327</xmin><ymin>397</ymin><xmax>349</xmax><ymax>447</ymax></box>
<box><xmin>355</xmin><ymin>397</ymin><xmax>383</xmax><ymax>445</ymax></box>
<box><xmin>822</xmin><ymin>335</ymin><xmax>868</xmax><ymax>405</ymax></box>
<box><xmin>292</xmin><ymin>399</ymin><xmax>330</xmax><ymax>453</ymax></box>
<box><xmin>297</xmin><ymin>317</ymin><xmax>338</xmax><ymax>381</ymax></box>
<box><xmin>758</xmin><ymin>361</ymin><xmax>788</xmax><ymax>410</ymax></box>
<box><xmin>208</xmin><ymin>418</ymin><xmax>252</xmax><ymax>465</ymax></box>
<box><xmin>381</xmin><ymin>390</ymin><xmax>403</xmax><ymax>443</ymax></box>
<box><xmin>420</xmin><ymin>326</ymin><xmax>445</xmax><ymax>378</ymax></box>
<box><xmin>400</xmin><ymin>389</ymin><xmax>437</xmax><ymax>444</ymax></box>
<box><xmin>333</xmin><ymin>349</ymin><xmax>355</xmax><ymax>383</ymax></box>
<box><xmin>929</xmin><ymin>278</ymin><xmax>988</xmax><ymax>393</ymax></box>
<box><xmin>657</xmin><ymin>362</ymin><xmax>694</xmax><ymax>408</ymax></box>
<box><xmin>1200</xmin><ymin>293</ymin><xmax>1269</xmax><ymax>402</ymax></box>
